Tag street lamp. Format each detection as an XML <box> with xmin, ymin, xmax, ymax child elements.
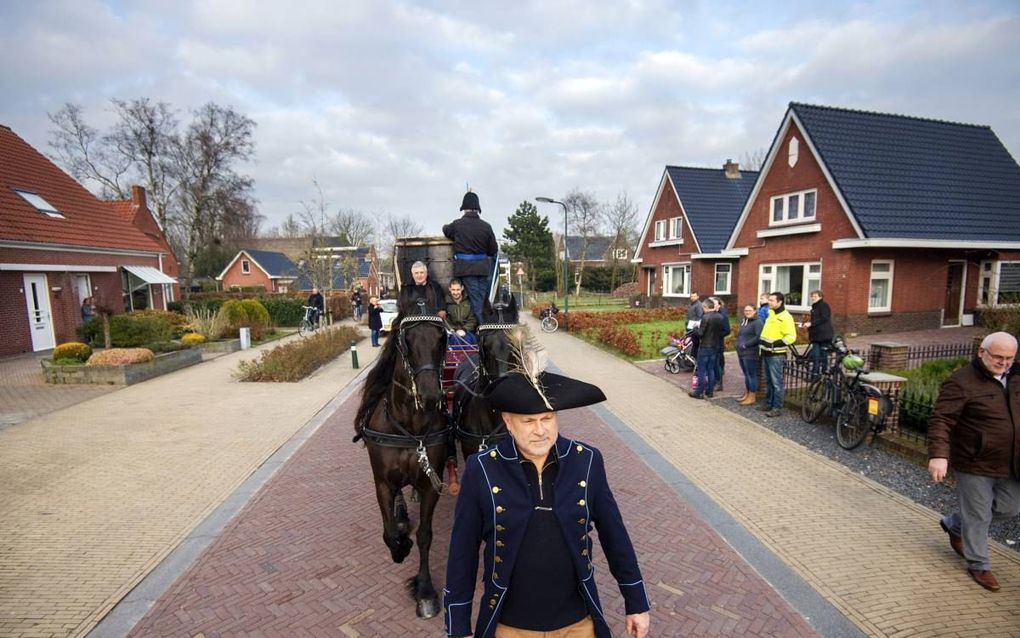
<box><xmin>535</xmin><ymin>196</ymin><xmax>568</xmax><ymax>330</ymax></box>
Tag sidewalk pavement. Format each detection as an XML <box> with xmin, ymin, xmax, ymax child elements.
<box><xmin>0</xmin><ymin>327</ymin><xmax>377</xmax><ymax>638</ymax></box>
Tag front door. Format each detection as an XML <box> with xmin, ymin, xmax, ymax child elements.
<box><xmin>943</xmin><ymin>261</ymin><xmax>965</xmax><ymax>327</ymax></box>
<box><xmin>645</xmin><ymin>267</ymin><xmax>656</xmax><ymax>296</ymax></box>
<box><xmin>23</xmin><ymin>274</ymin><xmax>56</xmax><ymax>351</ymax></box>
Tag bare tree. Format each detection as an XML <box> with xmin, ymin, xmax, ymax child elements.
<box><xmin>298</xmin><ymin>177</ymin><xmax>330</xmax><ymax>237</ymax></box>
<box><xmin>331</xmin><ymin>208</ymin><xmax>376</xmax><ymax>246</ymax></box>
<box><xmin>48</xmin><ymin>103</ymin><xmax>131</xmax><ymax>198</ymax></box>
<box><xmin>377</xmin><ymin>213</ymin><xmax>424</xmax><ymax>266</ymax></box>
<box><xmin>107</xmin><ymin>98</ymin><xmax>179</xmax><ymax>228</ymax></box>
<box><xmin>602</xmin><ymin>191</ymin><xmax>640</xmax><ymax>290</ymax></box>
<box><xmin>562</xmin><ymin>188</ymin><xmax>602</xmax><ymax>296</ymax></box>
<box><xmin>740</xmin><ymin>147</ymin><xmax>768</xmax><ymax>172</ymax></box>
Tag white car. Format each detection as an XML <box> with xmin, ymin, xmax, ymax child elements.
<box><xmin>379</xmin><ymin>299</ymin><xmax>399</xmax><ymax>334</ymax></box>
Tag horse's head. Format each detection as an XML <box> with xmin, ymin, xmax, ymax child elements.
<box><xmin>395</xmin><ymin>315</ymin><xmax>447</xmax><ymax>410</ymax></box>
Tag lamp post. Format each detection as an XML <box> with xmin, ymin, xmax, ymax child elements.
<box><xmin>535</xmin><ymin>196</ymin><xmax>568</xmax><ymax>330</ymax></box>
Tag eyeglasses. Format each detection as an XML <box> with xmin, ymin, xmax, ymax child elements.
<box><xmin>982</xmin><ymin>351</ymin><xmax>1016</xmax><ymax>364</ymax></box>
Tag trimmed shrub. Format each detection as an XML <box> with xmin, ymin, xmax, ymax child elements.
<box><xmin>218</xmin><ymin>298</ymin><xmax>270</xmax><ymax>339</ymax></box>
<box><xmin>259</xmin><ymin>295</ymin><xmax>305</xmax><ymax>326</ymax></box>
<box><xmin>144</xmin><ymin>341</ymin><xmax>188</xmax><ymax>353</ymax></box>
<box><xmin>87</xmin><ymin>348</ymin><xmax>155</xmax><ymax>365</ymax></box>
<box><xmin>53</xmin><ymin>341</ymin><xmax>92</xmax><ymax>363</ymax></box>
<box><xmin>52</xmin><ymin>358</ymin><xmax>87</xmax><ymax>366</ymax></box>
<box><xmin>235</xmin><ymin>326</ymin><xmax>361</xmax><ymax>382</ymax></box>
<box><xmin>327</xmin><ymin>293</ymin><xmax>352</xmax><ymax>321</ymax></box>
<box><xmin>104</xmin><ymin>313</ymin><xmax>175</xmax><ymax>347</ymax></box>
<box><xmin>241</xmin><ymin>299</ymin><xmax>270</xmax><ymax>330</ymax></box>
<box><xmin>181</xmin><ymin>332</ymin><xmax>207</xmax><ymax>345</ymax></box>
<box><xmin>979</xmin><ymin>306</ymin><xmax>1020</xmax><ymax>338</ymax></box>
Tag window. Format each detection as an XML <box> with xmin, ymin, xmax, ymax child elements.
<box><xmin>788</xmin><ymin>137</ymin><xmax>799</xmax><ymax>167</ymax></box>
<box><xmin>670</xmin><ymin>217</ymin><xmax>682</xmax><ymax>240</ymax></box>
<box><xmin>759</xmin><ymin>262</ymin><xmax>821</xmax><ymax>309</ymax></box>
<box><xmin>241</xmin><ymin>259</ymin><xmax>251</xmax><ymax>274</ymax></box>
<box><xmin>714</xmin><ymin>263</ymin><xmax>732</xmax><ymax>294</ymax></box>
<box><xmin>769</xmin><ymin>189</ymin><xmax>817</xmax><ymax>226</ymax></box>
<box><xmin>869</xmin><ymin>260</ymin><xmax>894</xmax><ymax>313</ymax></box>
<box><xmin>654</xmin><ymin>220</ymin><xmax>665</xmax><ymax>242</ymax></box>
<box><xmin>663</xmin><ymin>263</ymin><xmax>690</xmax><ymax>297</ymax></box>
<box><xmin>978</xmin><ymin>260</ymin><xmax>1020</xmax><ymax>306</ymax></box>
<box><xmin>13</xmin><ymin>189</ymin><xmax>64</xmax><ymax>218</ymax></box>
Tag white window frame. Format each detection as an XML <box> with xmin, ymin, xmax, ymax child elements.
<box><xmin>769</xmin><ymin>189</ymin><xmax>817</xmax><ymax>227</ymax></box>
<box><xmin>868</xmin><ymin>260</ymin><xmax>894</xmax><ymax>313</ymax></box>
<box><xmin>662</xmin><ymin>262</ymin><xmax>691</xmax><ymax>297</ymax></box>
<box><xmin>13</xmin><ymin>189</ymin><xmax>64</xmax><ymax>218</ymax></box>
<box><xmin>654</xmin><ymin>220</ymin><xmax>665</xmax><ymax>242</ymax></box>
<box><xmin>713</xmin><ymin>263</ymin><xmax>732</xmax><ymax>295</ymax></box>
<box><xmin>758</xmin><ymin>262</ymin><xmax>821</xmax><ymax>311</ymax></box>
<box><xmin>241</xmin><ymin>259</ymin><xmax>251</xmax><ymax>274</ymax></box>
<box><xmin>978</xmin><ymin>260</ymin><xmax>1020</xmax><ymax>307</ymax></box>
<box><xmin>669</xmin><ymin>216</ymin><xmax>682</xmax><ymax>240</ymax></box>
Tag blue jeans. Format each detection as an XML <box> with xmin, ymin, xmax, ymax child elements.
<box><xmin>942</xmin><ymin>471</ymin><xmax>1020</xmax><ymax>570</ymax></box>
<box><xmin>694</xmin><ymin>346</ymin><xmax>719</xmax><ymax>396</ymax></box>
<box><xmin>809</xmin><ymin>341</ymin><xmax>829</xmax><ymax>379</ymax></box>
<box><xmin>370</xmin><ymin>329</ymin><xmax>380</xmax><ymax>347</ymax></box>
<box><xmin>462</xmin><ymin>275</ymin><xmax>491</xmax><ymax>325</ymax></box>
<box><xmin>738</xmin><ymin>356</ymin><xmax>759</xmax><ymax>392</ymax></box>
<box><xmin>762</xmin><ymin>353</ymin><xmax>786</xmax><ymax>409</ymax></box>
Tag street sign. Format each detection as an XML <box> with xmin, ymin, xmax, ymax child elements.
<box><xmin>516</xmin><ymin>266</ymin><xmax>525</xmax><ymax>276</ymax></box>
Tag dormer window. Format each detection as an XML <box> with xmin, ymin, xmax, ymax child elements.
<box><xmin>13</xmin><ymin>189</ymin><xmax>64</xmax><ymax>218</ymax></box>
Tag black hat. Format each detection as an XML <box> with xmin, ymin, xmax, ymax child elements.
<box><xmin>484</xmin><ymin>371</ymin><xmax>606</xmax><ymax>414</ymax></box>
<box><xmin>460</xmin><ymin>191</ymin><xmax>481</xmax><ymax>211</ymax></box>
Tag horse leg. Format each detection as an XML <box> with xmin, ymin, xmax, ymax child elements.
<box><xmin>375</xmin><ymin>481</ymin><xmax>412</xmax><ymax>563</ymax></box>
<box><xmin>411</xmin><ymin>484</ymin><xmax>441</xmax><ymax>618</ymax></box>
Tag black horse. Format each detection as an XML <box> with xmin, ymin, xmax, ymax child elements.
<box><xmin>452</xmin><ymin>295</ymin><xmax>521</xmax><ymax>458</ymax></box>
<box><xmin>354</xmin><ymin>309</ymin><xmax>449</xmax><ymax>619</ymax></box>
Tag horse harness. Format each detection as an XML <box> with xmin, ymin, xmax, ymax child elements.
<box><xmin>453</xmin><ymin>320</ymin><xmax>517</xmax><ymax>450</ymax></box>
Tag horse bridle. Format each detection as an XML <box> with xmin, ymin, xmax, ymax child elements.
<box><xmin>394</xmin><ymin>314</ymin><xmax>447</xmax><ymax>411</ymax></box>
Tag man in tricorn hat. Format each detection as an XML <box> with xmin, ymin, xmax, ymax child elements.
<box><xmin>443</xmin><ymin>369</ymin><xmax>651</xmax><ymax>638</ymax></box>
<box><xmin>443</xmin><ymin>190</ymin><xmax>498</xmax><ymax>325</ymax></box>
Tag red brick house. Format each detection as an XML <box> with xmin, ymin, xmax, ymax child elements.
<box><xmin>217</xmin><ymin>249</ymin><xmax>299</xmax><ymax>292</ymax></box>
<box><xmin>725</xmin><ymin>103</ymin><xmax>1020</xmax><ymax>332</ymax></box>
<box><xmin>0</xmin><ymin>125</ymin><xmax>179</xmax><ymax>356</ymax></box>
<box><xmin>632</xmin><ymin>161</ymin><xmax>758</xmax><ymax>306</ymax></box>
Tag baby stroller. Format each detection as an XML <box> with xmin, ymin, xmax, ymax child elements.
<box><xmin>661</xmin><ymin>329</ymin><xmax>697</xmax><ymax>374</ymax></box>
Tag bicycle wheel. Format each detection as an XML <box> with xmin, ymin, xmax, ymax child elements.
<box><xmin>298</xmin><ymin>319</ymin><xmax>311</xmax><ymax>336</ymax></box>
<box><xmin>836</xmin><ymin>391</ymin><xmax>870</xmax><ymax>450</ymax></box>
<box><xmin>801</xmin><ymin>379</ymin><xmax>829</xmax><ymax>423</ymax></box>
<box><xmin>541</xmin><ymin>315</ymin><xmax>558</xmax><ymax>333</ymax></box>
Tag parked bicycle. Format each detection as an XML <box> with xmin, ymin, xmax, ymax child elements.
<box><xmin>539</xmin><ymin>304</ymin><xmax>559</xmax><ymax>333</ymax></box>
<box><xmin>795</xmin><ymin>337</ymin><xmax>894</xmax><ymax>449</ymax></box>
<box><xmin>299</xmin><ymin>305</ymin><xmax>321</xmax><ymax>336</ymax></box>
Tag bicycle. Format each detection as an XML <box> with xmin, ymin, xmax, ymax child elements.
<box><xmin>539</xmin><ymin>305</ymin><xmax>559</xmax><ymax>333</ymax></box>
<box><xmin>299</xmin><ymin>305</ymin><xmax>321</xmax><ymax>336</ymax></box>
<box><xmin>794</xmin><ymin>337</ymin><xmax>893</xmax><ymax>449</ymax></box>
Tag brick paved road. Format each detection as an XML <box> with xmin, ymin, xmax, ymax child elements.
<box><xmin>128</xmin><ymin>393</ymin><xmax>818</xmax><ymax>637</ymax></box>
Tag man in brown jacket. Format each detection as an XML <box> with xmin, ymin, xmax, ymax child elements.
<box><xmin>927</xmin><ymin>331</ymin><xmax>1019</xmax><ymax>592</ymax></box>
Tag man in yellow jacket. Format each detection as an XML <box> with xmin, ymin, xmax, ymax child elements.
<box><xmin>758</xmin><ymin>292</ymin><xmax>798</xmax><ymax>417</ymax></box>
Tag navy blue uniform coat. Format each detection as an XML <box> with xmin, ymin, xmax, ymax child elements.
<box><xmin>443</xmin><ymin>435</ymin><xmax>650</xmax><ymax>637</ymax></box>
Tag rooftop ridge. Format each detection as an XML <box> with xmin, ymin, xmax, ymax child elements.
<box><xmin>790</xmin><ymin>102</ymin><xmax>992</xmax><ymax>131</ymax></box>
<box><xmin>665</xmin><ymin>164</ymin><xmax>759</xmax><ymax>175</ymax></box>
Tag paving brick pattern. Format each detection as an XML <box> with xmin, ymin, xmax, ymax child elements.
<box><xmin>0</xmin><ymin>352</ymin><xmax>116</xmax><ymax>428</ymax></box>
<box><xmin>128</xmin><ymin>394</ymin><xmax>817</xmax><ymax>637</ymax></box>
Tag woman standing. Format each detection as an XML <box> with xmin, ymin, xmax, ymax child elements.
<box><xmin>735</xmin><ymin>304</ymin><xmax>764</xmax><ymax>405</ymax></box>
<box><xmin>367</xmin><ymin>296</ymin><xmax>383</xmax><ymax>347</ymax></box>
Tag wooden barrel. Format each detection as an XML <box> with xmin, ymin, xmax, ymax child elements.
<box><xmin>394</xmin><ymin>236</ymin><xmax>454</xmax><ymax>289</ymax></box>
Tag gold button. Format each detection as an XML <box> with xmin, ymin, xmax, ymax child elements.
<box><xmin>578</xmin><ymin>518</ymin><xmax>586</xmax><ymax>525</ymax></box>
<box><xmin>577</xmin><ymin>499</ymin><xmax>585</xmax><ymax>507</ymax></box>
<box><xmin>490</xmin><ymin>450</ymin><xmax>497</xmax><ymax>458</ymax></box>
<box><xmin>489</xmin><ymin>601</ymin><xmax>496</xmax><ymax>608</ymax></box>
<box><xmin>576</xmin><ymin>444</ymin><xmax>583</xmax><ymax>452</ymax></box>
<box><xmin>581</xmin><ymin>549</ymin><xmax>588</xmax><ymax>556</ymax></box>
<box><xmin>494</xmin><ymin>572</ymin><xmax>499</xmax><ymax>578</ymax></box>
<box><xmin>496</xmin><ymin>506</ymin><xmax>504</xmax><ymax>514</ymax></box>
<box><xmin>578</xmin><ymin>480</ymin><xmax>586</xmax><ymax>487</ymax></box>
<box><xmin>495</xmin><ymin>556</ymin><xmax>503</xmax><ymax>563</ymax></box>
<box><xmin>496</xmin><ymin>524</ymin><xmax>505</xmax><ymax>532</ymax></box>
<box><xmin>496</xmin><ymin>540</ymin><xmax>504</xmax><ymax>547</ymax></box>
<box><xmin>492</xmin><ymin>486</ymin><xmax>500</xmax><ymax>494</ymax></box>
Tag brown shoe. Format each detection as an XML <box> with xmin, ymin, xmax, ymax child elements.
<box><xmin>968</xmin><ymin>569</ymin><xmax>1001</xmax><ymax>592</ymax></box>
<box><xmin>738</xmin><ymin>391</ymin><xmax>757</xmax><ymax>406</ymax></box>
<box><xmin>940</xmin><ymin>520</ymin><xmax>964</xmax><ymax>558</ymax></box>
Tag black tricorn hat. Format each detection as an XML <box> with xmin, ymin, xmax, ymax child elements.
<box><xmin>484</xmin><ymin>371</ymin><xmax>606</xmax><ymax>414</ymax></box>
<box><xmin>460</xmin><ymin>191</ymin><xmax>481</xmax><ymax>211</ymax></box>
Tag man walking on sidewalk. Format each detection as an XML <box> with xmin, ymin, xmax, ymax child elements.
<box><xmin>928</xmin><ymin>331</ymin><xmax>1019</xmax><ymax>592</ymax></box>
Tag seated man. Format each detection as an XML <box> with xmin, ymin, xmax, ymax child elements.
<box><xmin>398</xmin><ymin>260</ymin><xmax>447</xmax><ymax>318</ymax></box>
<box><xmin>446</xmin><ymin>279</ymin><xmax>477</xmax><ymax>345</ymax></box>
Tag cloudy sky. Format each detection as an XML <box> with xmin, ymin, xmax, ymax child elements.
<box><xmin>2</xmin><ymin>0</ymin><xmax>1019</xmax><ymax>240</ymax></box>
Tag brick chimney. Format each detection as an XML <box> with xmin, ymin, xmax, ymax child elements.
<box><xmin>131</xmin><ymin>184</ymin><xmax>147</xmax><ymax>213</ymax></box>
<box><xmin>723</xmin><ymin>159</ymin><xmax>740</xmax><ymax>179</ymax></box>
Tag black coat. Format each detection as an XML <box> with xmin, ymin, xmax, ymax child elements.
<box><xmin>399</xmin><ymin>280</ymin><xmax>446</xmax><ymax>315</ymax></box>
<box><xmin>736</xmin><ymin>316</ymin><xmax>764</xmax><ymax>358</ymax></box>
<box><xmin>443</xmin><ymin>211</ymin><xmax>498</xmax><ymax>278</ymax></box>
<box><xmin>697</xmin><ymin>311</ymin><xmax>729</xmax><ymax>349</ymax></box>
<box><xmin>367</xmin><ymin>304</ymin><xmax>383</xmax><ymax>330</ymax></box>
<box><xmin>808</xmin><ymin>299</ymin><xmax>833</xmax><ymax>343</ymax></box>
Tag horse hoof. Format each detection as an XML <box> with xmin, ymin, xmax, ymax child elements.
<box><xmin>391</xmin><ymin>537</ymin><xmax>413</xmax><ymax>563</ymax></box>
<box><xmin>417</xmin><ymin>598</ymin><xmax>439</xmax><ymax>619</ymax></box>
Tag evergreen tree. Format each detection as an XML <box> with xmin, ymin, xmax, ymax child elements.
<box><xmin>501</xmin><ymin>201</ymin><xmax>556</xmax><ymax>292</ymax></box>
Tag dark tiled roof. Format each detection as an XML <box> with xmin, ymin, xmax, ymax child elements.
<box><xmin>242</xmin><ymin>249</ymin><xmax>298</xmax><ymax>277</ymax></box>
<box><xmin>666</xmin><ymin>166</ymin><xmax>758</xmax><ymax>253</ymax></box>
<box><xmin>564</xmin><ymin>236</ymin><xmax>613</xmax><ymax>261</ymax></box>
<box><xmin>791</xmin><ymin>103</ymin><xmax>1020</xmax><ymax>240</ymax></box>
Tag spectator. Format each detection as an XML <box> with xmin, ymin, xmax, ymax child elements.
<box><xmin>444</xmin><ymin>369</ymin><xmax>651</xmax><ymax>638</ymax></box>
<box><xmin>351</xmin><ymin>288</ymin><xmax>364</xmax><ymax>322</ymax></box>
<box><xmin>802</xmin><ymin>290</ymin><xmax>833</xmax><ymax>380</ymax></box>
<box><xmin>307</xmin><ymin>287</ymin><xmax>325</xmax><ymax>326</ymax></box>
<box><xmin>367</xmin><ymin>296</ymin><xmax>383</xmax><ymax>347</ymax></box>
<box><xmin>735</xmin><ymin>304</ymin><xmax>764</xmax><ymax>405</ymax></box>
<box><xmin>686</xmin><ymin>292</ymin><xmax>704</xmax><ymax>329</ymax></box>
<box><xmin>689</xmin><ymin>298</ymin><xmax>728</xmax><ymax>400</ymax></box>
<box><xmin>399</xmin><ymin>261</ymin><xmax>447</xmax><ymax>318</ymax></box>
<box><xmin>711</xmin><ymin>297</ymin><xmax>731</xmax><ymax>392</ymax></box>
<box><xmin>80</xmin><ymin>296</ymin><xmax>95</xmax><ymax>344</ymax></box>
<box><xmin>757</xmin><ymin>292</ymin><xmax>797</xmax><ymax>417</ymax></box>
<box><xmin>446</xmin><ymin>279</ymin><xmax>477</xmax><ymax>346</ymax></box>
<box><xmin>757</xmin><ymin>293</ymin><xmax>770</xmax><ymax>322</ymax></box>
<box><xmin>928</xmin><ymin>331</ymin><xmax>1019</xmax><ymax>592</ymax></box>
<box><xmin>443</xmin><ymin>190</ymin><xmax>498</xmax><ymax>325</ymax></box>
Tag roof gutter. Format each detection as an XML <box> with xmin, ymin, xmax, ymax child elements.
<box><xmin>0</xmin><ymin>239</ymin><xmax>165</xmax><ymax>258</ymax></box>
<box><xmin>691</xmin><ymin>249</ymin><xmax>748</xmax><ymax>260</ymax></box>
<box><xmin>832</xmin><ymin>238</ymin><xmax>1020</xmax><ymax>250</ymax></box>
